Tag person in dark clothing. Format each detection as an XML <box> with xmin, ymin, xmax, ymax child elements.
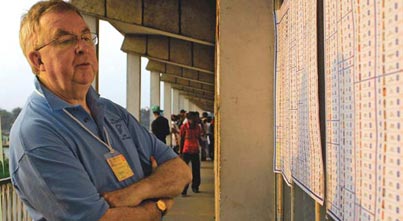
<box><xmin>151</xmin><ymin>105</ymin><xmax>170</xmax><ymax>144</ymax></box>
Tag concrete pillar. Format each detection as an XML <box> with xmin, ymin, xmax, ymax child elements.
<box><xmin>164</xmin><ymin>83</ymin><xmax>172</xmax><ymax>119</ymax></box>
<box><xmin>215</xmin><ymin>0</ymin><xmax>275</xmax><ymax>220</ymax></box>
<box><xmin>179</xmin><ymin>94</ymin><xmax>185</xmax><ymax>112</ymax></box>
<box><xmin>189</xmin><ymin>102</ymin><xmax>196</xmax><ymax>112</ymax></box>
<box><xmin>82</xmin><ymin>14</ymin><xmax>99</xmax><ymax>91</ymax></box>
<box><xmin>150</xmin><ymin>71</ymin><xmax>160</xmax><ymax>128</ymax></box>
<box><xmin>164</xmin><ymin>83</ymin><xmax>172</xmax><ymax>145</ymax></box>
<box><xmin>197</xmin><ymin>105</ymin><xmax>202</xmax><ymax>113</ymax></box>
<box><xmin>172</xmin><ymin>89</ymin><xmax>180</xmax><ymax>114</ymax></box>
<box><xmin>126</xmin><ymin>53</ymin><xmax>141</xmax><ymax>120</ymax></box>
<box><xmin>196</xmin><ymin>105</ymin><xmax>205</xmax><ymax>116</ymax></box>
<box><xmin>188</xmin><ymin>102</ymin><xmax>193</xmax><ymax>112</ymax></box>
<box><xmin>183</xmin><ymin>98</ymin><xmax>190</xmax><ymax>112</ymax></box>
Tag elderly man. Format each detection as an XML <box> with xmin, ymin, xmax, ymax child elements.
<box><xmin>9</xmin><ymin>1</ymin><xmax>191</xmax><ymax>221</ymax></box>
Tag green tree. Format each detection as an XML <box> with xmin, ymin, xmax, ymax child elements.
<box><xmin>0</xmin><ymin>109</ymin><xmax>12</xmax><ymax>132</ymax></box>
<box><xmin>0</xmin><ymin>159</ymin><xmax>10</xmax><ymax>178</ymax></box>
<box><xmin>12</xmin><ymin>107</ymin><xmax>22</xmax><ymax>119</ymax></box>
<box><xmin>0</xmin><ymin>107</ymin><xmax>21</xmax><ymax>133</ymax></box>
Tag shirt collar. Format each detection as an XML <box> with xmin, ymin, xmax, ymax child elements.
<box><xmin>33</xmin><ymin>77</ymin><xmax>101</xmax><ymax>112</ymax></box>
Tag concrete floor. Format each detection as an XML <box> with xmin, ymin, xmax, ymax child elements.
<box><xmin>164</xmin><ymin>161</ymin><xmax>215</xmax><ymax>221</ymax></box>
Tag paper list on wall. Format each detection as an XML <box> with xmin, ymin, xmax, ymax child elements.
<box><xmin>274</xmin><ymin>0</ymin><xmax>292</xmax><ymax>185</ymax></box>
<box><xmin>274</xmin><ymin>0</ymin><xmax>324</xmax><ymax>204</ymax></box>
<box><xmin>324</xmin><ymin>0</ymin><xmax>403</xmax><ymax>220</ymax></box>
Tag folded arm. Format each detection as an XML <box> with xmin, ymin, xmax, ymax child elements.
<box><xmin>102</xmin><ymin>156</ymin><xmax>191</xmax><ymax>208</ymax></box>
<box><xmin>99</xmin><ymin>198</ymin><xmax>174</xmax><ymax>221</ymax></box>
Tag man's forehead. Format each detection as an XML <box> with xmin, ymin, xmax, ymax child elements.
<box><xmin>39</xmin><ymin>11</ymin><xmax>89</xmax><ymax>35</ymax></box>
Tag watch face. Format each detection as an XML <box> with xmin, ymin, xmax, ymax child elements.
<box><xmin>157</xmin><ymin>200</ymin><xmax>167</xmax><ymax>211</ymax></box>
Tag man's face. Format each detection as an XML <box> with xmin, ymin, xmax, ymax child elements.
<box><xmin>34</xmin><ymin>11</ymin><xmax>98</xmax><ymax>97</ymax></box>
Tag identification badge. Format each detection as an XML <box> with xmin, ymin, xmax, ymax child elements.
<box><xmin>105</xmin><ymin>151</ymin><xmax>134</xmax><ymax>182</ymax></box>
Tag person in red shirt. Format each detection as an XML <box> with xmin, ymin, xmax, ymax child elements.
<box><xmin>179</xmin><ymin>111</ymin><xmax>203</xmax><ymax>196</ymax></box>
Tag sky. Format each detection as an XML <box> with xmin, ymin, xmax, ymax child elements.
<box><xmin>0</xmin><ymin>1</ymin><xmax>151</xmax><ymax>112</ymax></box>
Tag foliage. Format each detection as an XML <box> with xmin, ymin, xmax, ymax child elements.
<box><xmin>0</xmin><ymin>107</ymin><xmax>22</xmax><ymax>133</ymax></box>
<box><xmin>0</xmin><ymin>159</ymin><xmax>10</xmax><ymax>179</ymax></box>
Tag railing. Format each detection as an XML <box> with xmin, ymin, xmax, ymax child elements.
<box><xmin>0</xmin><ymin>178</ymin><xmax>31</xmax><ymax>221</ymax></box>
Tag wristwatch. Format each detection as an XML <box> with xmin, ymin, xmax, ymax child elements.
<box><xmin>156</xmin><ymin>199</ymin><xmax>167</xmax><ymax>217</ymax></box>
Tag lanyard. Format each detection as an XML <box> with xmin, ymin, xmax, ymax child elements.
<box><xmin>63</xmin><ymin>109</ymin><xmax>115</xmax><ymax>153</ymax></box>
<box><xmin>65</xmin><ymin>109</ymin><xmax>135</xmax><ymax>182</ymax></box>
<box><xmin>34</xmin><ymin>87</ymin><xmax>115</xmax><ymax>153</ymax></box>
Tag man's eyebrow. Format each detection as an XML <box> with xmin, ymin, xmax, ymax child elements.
<box><xmin>53</xmin><ymin>29</ymin><xmax>74</xmax><ymax>38</ymax></box>
<box><xmin>52</xmin><ymin>28</ymin><xmax>91</xmax><ymax>38</ymax></box>
<box><xmin>81</xmin><ymin>28</ymin><xmax>91</xmax><ymax>33</ymax></box>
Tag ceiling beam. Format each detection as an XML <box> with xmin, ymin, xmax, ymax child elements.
<box><xmin>146</xmin><ymin>60</ymin><xmax>214</xmax><ymax>85</ymax></box>
<box><xmin>184</xmin><ymin>96</ymin><xmax>214</xmax><ymax>104</ymax></box>
<box><xmin>110</xmin><ymin>20</ymin><xmax>214</xmax><ymax>46</ymax></box>
<box><xmin>161</xmin><ymin>73</ymin><xmax>214</xmax><ymax>86</ymax></box>
<box><xmin>72</xmin><ymin>0</ymin><xmax>216</xmax><ymax>45</ymax></box>
<box><xmin>172</xmin><ymin>85</ymin><xmax>214</xmax><ymax>98</ymax></box>
<box><xmin>188</xmin><ymin>99</ymin><xmax>214</xmax><ymax>112</ymax></box>
<box><xmin>161</xmin><ymin>76</ymin><xmax>214</xmax><ymax>94</ymax></box>
<box><xmin>122</xmin><ymin>35</ymin><xmax>214</xmax><ymax>74</ymax></box>
<box><xmin>148</xmin><ymin>57</ymin><xmax>214</xmax><ymax>75</ymax></box>
<box><xmin>179</xmin><ymin>92</ymin><xmax>214</xmax><ymax>101</ymax></box>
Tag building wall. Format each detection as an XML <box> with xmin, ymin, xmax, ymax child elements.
<box><xmin>215</xmin><ymin>0</ymin><xmax>276</xmax><ymax>220</ymax></box>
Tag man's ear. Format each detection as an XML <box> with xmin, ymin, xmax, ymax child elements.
<box><xmin>28</xmin><ymin>51</ymin><xmax>45</xmax><ymax>72</ymax></box>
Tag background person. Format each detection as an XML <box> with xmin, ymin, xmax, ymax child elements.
<box><xmin>170</xmin><ymin>114</ymin><xmax>181</xmax><ymax>154</ymax></box>
<box><xmin>151</xmin><ymin>105</ymin><xmax>170</xmax><ymax>144</ymax></box>
<box><xmin>177</xmin><ymin>109</ymin><xmax>187</xmax><ymax>128</ymax></box>
<box><xmin>179</xmin><ymin>111</ymin><xmax>203</xmax><ymax>196</ymax></box>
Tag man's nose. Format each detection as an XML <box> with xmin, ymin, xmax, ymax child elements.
<box><xmin>75</xmin><ymin>39</ymin><xmax>90</xmax><ymax>54</ymax></box>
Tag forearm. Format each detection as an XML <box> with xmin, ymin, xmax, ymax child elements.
<box><xmin>136</xmin><ymin>157</ymin><xmax>191</xmax><ymax>199</ymax></box>
<box><xmin>99</xmin><ymin>200</ymin><xmax>160</xmax><ymax>221</ymax></box>
<box><xmin>103</xmin><ymin>157</ymin><xmax>191</xmax><ymax>207</ymax></box>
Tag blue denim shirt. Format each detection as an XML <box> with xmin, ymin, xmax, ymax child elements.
<box><xmin>9</xmin><ymin>78</ymin><xmax>177</xmax><ymax>221</ymax></box>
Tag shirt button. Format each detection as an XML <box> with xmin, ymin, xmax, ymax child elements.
<box><xmin>84</xmin><ymin>117</ymin><xmax>90</xmax><ymax>123</ymax></box>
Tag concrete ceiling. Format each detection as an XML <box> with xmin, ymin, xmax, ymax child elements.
<box><xmin>71</xmin><ymin>0</ymin><xmax>216</xmax><ymax>111</ymax></box>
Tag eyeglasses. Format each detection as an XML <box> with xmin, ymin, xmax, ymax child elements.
<box><xmin>35</xmin><ymin>32</ymin><xmax>98</xmax><ymax>51</ymax></box>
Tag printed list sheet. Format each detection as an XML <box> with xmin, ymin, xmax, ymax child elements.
<box><xmin>274</xmin><ymin>0</ymin><xmax>324</xmax><ymax>204</ymax></box>
<box><xmin>324</xmin><ymin>0</ymin><xmax>403</xmax><ymax>220</ymax></box>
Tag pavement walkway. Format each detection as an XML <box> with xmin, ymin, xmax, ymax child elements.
<box><xmin>164</xmin><ymin>160</ymin><xmax>215</xmax><ymax>221</ymax></box>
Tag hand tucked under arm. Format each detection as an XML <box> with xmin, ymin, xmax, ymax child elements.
<box><xmin>99</xmin><ymin>198</ymin><xmax>174</xmax><ymax>221</ymax></box>
<box><xmin>102</xmin><ymin>156</ymin><xmax>191</xmax><ymax>208</ymax></box>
